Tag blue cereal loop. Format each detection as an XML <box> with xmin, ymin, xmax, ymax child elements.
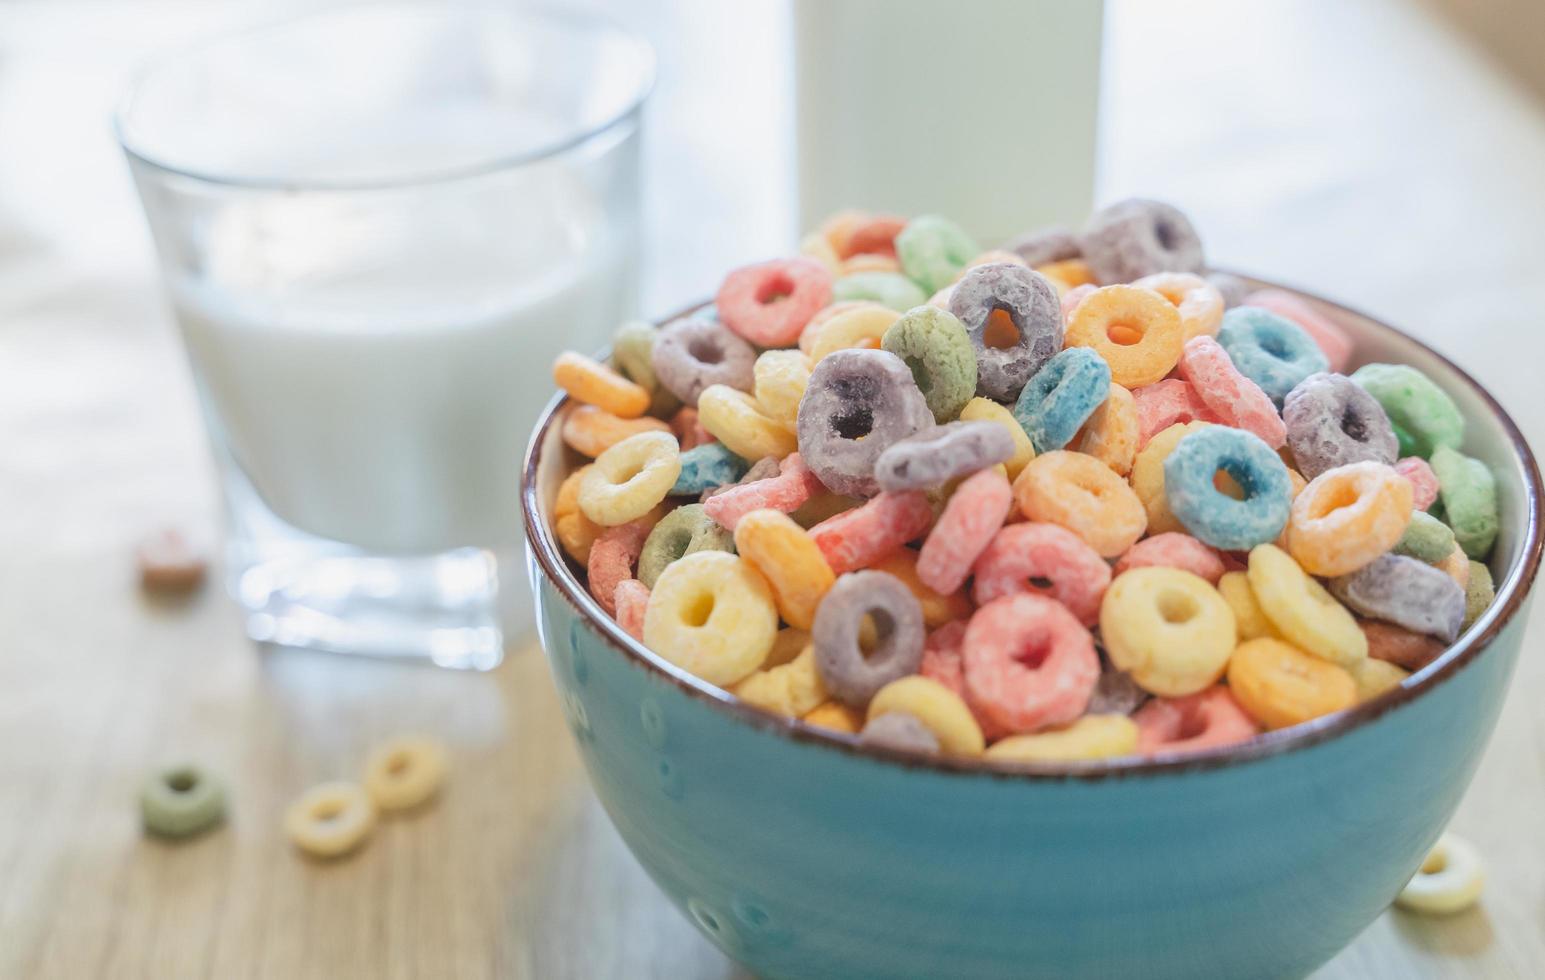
<box><xmin>1218</xmin><ymin>307</ymin><xmax>1329</xmax><ymax>405</ymax></box>
<box><xmin>670</xmin><ymin>442</ymin><xmax>748</xmax><ymax>496</ymax></box>
<box><xmin>1163</xmin><ymin>427</ymin><xmax>1292</xmax><ymax>550</ymax></box>
<box><xmin>1012</xmin><ymin>347</ymin><xmax>1111</xmax><ymax>453</ymax></box>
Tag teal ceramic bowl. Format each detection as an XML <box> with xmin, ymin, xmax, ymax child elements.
<box><xmin>521</xmin><ymin>278</ymin><xmax>1541</xmax><ymax>980</ymax></box>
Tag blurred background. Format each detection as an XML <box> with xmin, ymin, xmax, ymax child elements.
<box><xmin>2</xmin><ymin>0</ymin><xmax>1543</xmax><ymax>977</ymax></box>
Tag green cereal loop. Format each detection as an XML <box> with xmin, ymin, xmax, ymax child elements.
<box><xmin>140</xmin><ymin>764</ymin><xmax>226</xmax><ymax>839</ymax></box>
<box><xmin>1350</xmin><ymin>363</ymin><xmax>1464</xmax><ymax>459</ymax></box>
<box><xmin>637</xmin><ymin>504</ymin><xmax>735</xmax><ymax>588</ymax></box>
<box><xmin>1429</xmin><ymin>446</ymin><xmax>1499</xmax><ymax>559</ymax></box>
<box><xmin>881</xmin><ymin>306</ymin><xmax>978</xmax><ymax>423</ymax></box>
<box><xmin>610</xmin><ymin>320</ymin><xmax>681</xmax><ymax>417</ymax></box>
<box><xmin>1394</xmin><ymin>510</ymin><xmax>1456</xmax><ymax>563</ymax></box>
<box><xmin>1463</xmin><ymin>561</ymin><xmax>1494</xmax><ymax>629</ymax></box>
<box><xmin>895</xmin><ymin>215</ymin><xmax>980</xmax><ymax>294</ymax></box>
<box><xmin>832</xmin><ymin>272</ymin><xmax>929</xmax><ymax>312</ymax></box>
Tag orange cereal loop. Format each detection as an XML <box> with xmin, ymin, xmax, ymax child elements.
<box><xmin>802</xmin><ymin>701</ymin><xmax>865</xmax><ymax>734</ymax></box>
<box><xmin>1227</xmin><ymin>637</ymin><xmax>1358</xmax><ymax>730</ymax></box>
<box><xmin>1132</xmin><ymin>272</ymin><xmax>1224</xmax><ymax>341</ymax></box>
<box><xmin>1287</xmin><ymin>461</ymin><xmax>1414</xmax><ymax>577</ymax></box>
<box><xmin>553</xmin><ymin>351</ymin><xmax>651</xmax><ymax>419</ymax></box>
<box><xmin>870</xmin><ymin>549</ymin><xmax>974</xmax><ymax>628</ymax></box>
<box><xmin>1013</xmin><ymin>450</ymin><xmax>1147</xmax><ymax>558</ymax></box>
<box><xmin>843</xmin><ymin>214</ymin><xmax>907</xmax><ymax>258</ymax></box>
<box><xmin>733</xmin><ymin>510</ymin><xmax>836</xmax><ymax>630</ymax></box>
<box><xmin>818</xmin><ymin>209</ymin><xmax>869</xmax><ymax>255</ymax></box>
<box><xmin>562</xmin><ymin>404</ymin><xmax>671</xmax><ymax>458</ymax></box>
<box><xmin>1064</xmin><ymin>284</ymin><xmax>1185</xmax><ymax>388</ymax></box>
<box><xmin>1129</xmin><ymin>421</ymin><xmax>1214</xmax><ymax>535</ymax></box>
<box><xmin>1071</xmin><ymin>383</ymin><xmax>1139</xmax><ymax>476</ymax></box>
<box><xmin>554</xmin><ymin>465</ymin><xmax>603</xmax><ymax>564</ymax></box>
<box><xmin>1035</xmin><ymin>259</ymin><xmax>1097</xmax><ymax>291</ymax></box>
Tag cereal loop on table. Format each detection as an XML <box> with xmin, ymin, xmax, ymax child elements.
<box><xmin>1063</xmin><ymin>284</ymin><xmax>1185</xmax><ymax>388</ymax></box>
<box><xmin>643</xmin><ymin>551</ymin><xmax>778</xmax><ymax>686</ymax></box>
<box><xmin>1396</xmin><ymin>833</ymin><xmax>1485</xmax><ymax>916</ymax></box>
<box><xmin>1014</xmin><ymin>450</ymin><xmax>1147</xmax><ymax>557</ymax></box>
<box><xmin>363</xmin><ymin>736</ymin><xmax>448</xmax><ymax>812</ymax></box>
<box><xmin>285</xmin><ymin>782</ymin><xmax>376</xmax><ymax>859</ymax></box>
<box><xmin>140</xmin><ymin>764</ymin><xmax>226</xmax><ymax>839</ymax></box>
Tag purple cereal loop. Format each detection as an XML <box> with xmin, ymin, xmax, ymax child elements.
<box><xmin>948</xmin><ymin>263</ymin><xmax>1062</xmax><ymax>402</ymax></box>
<box><xmin>1328</xmin><ymin>554</ymin><xmax>1466</xmax><ymax>643</ymax></box>
<box><xmin>1206</xmin><ymin>271</ymin><xmax>1250</xmax><ymax>309</ymax></box>
<box><xmin>1283</xmin><ymin>373</ymin><xmax>1399</xmax><ymax>479</ymax></box>
<box><xmin>812</xmin><ymin>570</ymin><xmax>925</xmax><ymax>707</ymax></box>
<box><xmin>859</xmin><ymin>712</ymin><xmax>941</xmax><ymax>753</ymax></box>
<box><xmin>1003</xmin><ymin>226</ymin><xmax>1083</xmax><ymax>267</ymax></box>
<box><xmin>796</xmin><ymin>348</ymin><xmax>934</xmax><ymax>498</ymax></box>
<box><xmin>1085</xmin><ymin>667</ymin><xmax>1150</xmax><ymax>717</ymax></box>
<box><xmin>1081</xmin><ymin>198</ymin><xmax>1205</xmax><ymax>284</ymax></box>
<box><xmin>651</xmin><ymin>316</ymin><xmax>757</xmax><ymax>407</ymax></box>
<box><xmin>874</xmin><ymin>420</ymin><xmax>1016</xmax><ymax>492</ymax></box>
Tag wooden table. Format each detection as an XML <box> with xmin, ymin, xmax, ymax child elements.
<box><xmin>2</xmin><ymin>0</ymin><xmax>1542</xmax><ymax>976</ymax></box>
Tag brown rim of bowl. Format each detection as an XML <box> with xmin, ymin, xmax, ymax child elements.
<box><xmin>521</xmin><ymin>273</ymin><xmax>1543</xmax><ymax>782</ymax></box>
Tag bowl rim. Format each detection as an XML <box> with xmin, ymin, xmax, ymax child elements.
<box><xmin>520</xmin><ymin>273</ymin><xmax>1543</xmax><ymax>781</ymax></box>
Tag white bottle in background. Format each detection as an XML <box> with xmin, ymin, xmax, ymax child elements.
<box><xmin>794</xmin><ymin>0</ymin><xmax>1104</xmax><ymax>245</ymax></box>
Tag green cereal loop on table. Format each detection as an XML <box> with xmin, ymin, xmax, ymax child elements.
<box><xmin>895</xmin><ymin>215</ymin><xmax>980</xmax><ymax>294</ymax></box>
<box><xmin>140</xmin><ymin>764</ymin><xmax>226</xmax><ymax>839</ymax></box>
<box><xmin>1463</xmin><ymin>561</ymin><xmax>1494</xmax><ymax>629</ymax></box>
<box><xmin>637</xmin><ymin>504</ymin><xmax>735</xmax><ymax>588</ymax></box>
<box><xmin>1349</xmin><ymin>363</ymin><xmax>1464</xmax><ymax>459</ymax></box>
<box><xmin>610</xmin><ymin>320</ymin><xmax>681</xmax><ymax>417</ymax></box>
<box><xmin>1394</xmin><ymin>510</ymin><xmax>1457</xmax><ymax>563</ymax></box>
<box><xmin>881</xmin><ymin>306</ymin><xmax>978</xmax><ymax>423</ymax></box>
<box><xmin>1429</xmin><ymin>446</ymin><xmax>1499</xmax><ymax>559</ymax></box>
<box><xmin>832</xmin><ymin>272</ymin><xmax>929</xmax><ymax>312</ymax></box>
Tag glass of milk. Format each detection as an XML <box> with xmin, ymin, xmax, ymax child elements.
<box><xmin>116</xmin><ymin>5</ymin><xmax>653</xmax><ymax>668</ymax></box>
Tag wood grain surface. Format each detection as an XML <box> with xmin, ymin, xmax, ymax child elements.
<box><xmin>1</xmin><ymin>0</ymin><xmax>1542</xmax><ymax>977</ymax></box>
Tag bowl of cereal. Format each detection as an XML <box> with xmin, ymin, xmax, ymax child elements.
<box><xmin>521</xmin><ymin>201</ymin><xmax>1541</xmax><ymax>980</ymax></box>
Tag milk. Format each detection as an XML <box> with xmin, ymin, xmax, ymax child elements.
<box><xmin>171</xmin><ymin>161</ymin><xmax>631</xmax><ymax>555</ymax></box>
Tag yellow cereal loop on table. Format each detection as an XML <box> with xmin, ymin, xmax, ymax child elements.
<box><xmin>1130</xmin><ymin>421</ymin><xmax>1213</xmax><ymax>535</ymax></box>
<box><xmin>732</xmin><ymin>646</ymin><xmax>828</xmax><ymax>718</ymax></box>
<box><xmin>753</xmin><ymin>349</ymin><xmax>813</xmax><ymax>430</ymax></box>
<box><xmin>870</xmin><ymin>549</ymin><xmax>973</xmax><ymax>628</ymax></box>
<box><xmin>803</xmin><ymin>701</ymin><xmax>865</xmax><ymax>734</ymax></box>
<box><xmin>765</xmin><ymin>626</ymin><xmax>811</xmax><ymax>668</ymax></box>
<box><xmin>578</xmin><ymin>430</ymin><xmax>682</xmax><ymax>527</ymax></box>
<box><xmin>808</xmin><ymin>305</ymin><xmax>900</xmax><ymax>361</ymax></box>
<box><xmin>285</xmin><ymin>781</ymin><xmax>376</xmax><ymax>859</ymax></box>
<box><xmin>643</xmin><ymin>551</ymin><xmax>778</xmax><ymax>687</ymax></box>
<box><xmin>554</xmin><ymin>465</ymin><xmax>604</xmax><ymax>564</ymax></box>
<box><xmin>1217</xmin><ymin>571</ymin><xmax>1280</xmax><ymax>641</ymax></box>
<box><xmin>959</xmin><ymin>397</ymin><xmax>1036</xmax><ymax>479</ymax></box>
<box><xmin>1228</xmin><ymin>637</ymin><xmax>1358</xmax><ymax>730</ymax></box>
<box><xmin>733</xmin><ymin>509</ymin><xmax>835</xmax><ymax>630</ymax></box>
<box><xmin>363</xmin><ymin>735</ymin><xmax>447</xmax><ymax>812</ymax></box>
<box><xmin>696</xmin><ymin>385</ymin><xmax>798</xmax><ymax>460</ymax></box>
<box><xmin>1247</xmin><ymin>544</ymin><xmax>1367</xmax><ymax>668</ymax></box>
<box><xmin>984</xmin><ymin>715</ymin><xmax>1139</xmax><ymax>762</ymax></box>
<box><xmin>1396</xmin><ymin>832</ymin><xmax>1485</xmax><ymax>915</ymax></box>
<box><xmin>1100</xmin><ymin>567</ymin><xmax>1237</xmax><ymax>696</ymax></box>
<box><xmin>1350</xmin><ymin>657</ymin><xmax>1410</xmax><ymax>702</ymax></box>
<box><xmin>866</xmin><ymin>676</ymin><xmax>985</xmax><ymax>756</ymax></box>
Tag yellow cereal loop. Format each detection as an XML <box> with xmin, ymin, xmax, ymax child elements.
<box><xmin>1396</xmin><ymin>832</ymin><xmax>1485</xmax><ymax>915</ymax></box>
<box><xmin>799</xmin><ymin>231</ymin><xmax>841</xmax><ymax>272</ymax></box>
<box><xmin>732</xmin><ymin>646</ymin><xmax>828</xmax><ymax>718</ymax></box>
<box><xmin>1350</xmin><ymin>657</ymin><xmax>1410</xmax><ymax>702</ymax></box>
<box><xmin>984</xmin><ymin>715</ymin><xmax>1139</xmax><ymax>762</ymax></box>
<box><xmin>803</xmin><ymin>701</ymin><xmax>865</xmax><ymax>734</ymax></box>
<box><xmin>363</xmin><ymin>736</ymin><xmax>447</xmax><ymax>812</ymax></box>
<box><xmin>1131</xmin><ymin>421</ymin><xmax>1213</xmax><ymax>535</ymax></box>
<box><xmin>959</xmin><ymin>397</ymin><xmax>1036</xmax><ymax>479</ymax></box>
<box><xmin>1247</xmin><ymin>545</ymin><xmax>1367</xmax><ymax>668</ymax></box>
<box><xmin>733</xmin><ymin>510</ymin><xmax>836</xmax><ymax>630</ymax></box>
<box><xmin>554</xmin><ymin>465</ymin><xmax>603</xmax><ymax>563</ymax></box>
<box><xmin>552</xmin><ymin>351</ymin><xmax>651</xmax><ymax>419</ymax></box>
<box><xmin>696</xmin><ymin>385</ymin><xmax>798</xmax><ymax>460</ymax></box>
<box><xmin>1035</xmin><ymin>258</ymin><xmax>1097</xmax><ymax>291</ymax></box>
<box><xmin>285</xmin><ymin>781</ymin><xmax>376</xmax><ymax>859</ymax></box>
<box><xmin>866</xmin><ymin>676</ymin><xmax>985</xmax><ymax>756</ymax></box>
<box><xmin>1100</xmin><ymin>567</ymin><xmax>1237</xmax><ymax>696</ymax></box>
<box><xmin>578</xmin><ymin>430</ymin><xmax>682</xmax><ymax>526</ymax></box>
<box><xmin>753</xmin><ymin>349</ymin><xmax>813</xmax><ymax>429</ymax></box>
<box><xmin>643</xmin><ymin>551</ymin><xmax>778</xmax><ymax>686</ymax></box>
<box><xmin>1217</xmin><ymin>571</ymin><xmax>1280</xmax><ymax>641</ymax></box>
<box><xmin>1227</xmin><ymin>637</ymin><xmax>1358</xmax><ymax>730</ymax></box>
<box><xmin>871</xmin><ymin>549</ymin><xmax>973</xmax><ymax>628</ymax></box>
<box><xmin>841</xmin><ymin>253</ymin><xmax>901</xmax><ymax>275</ymax></box>
<box><xmin>765</xmin><ymin>626</ymin><xmax>811</xmax><ymax>668</ymax></box>
<box><xmin>1072</xmin><ymin>383</ymin><xmax>1139</xmax><ymax>476</ymax></box>
<box><xmin>808</xmin><ymin>305</ymin><xmax>900</xmax><ymax>361</ymax></box>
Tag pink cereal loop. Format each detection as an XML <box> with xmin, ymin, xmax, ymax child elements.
<box><xmin>1175</xmin><ymin>335</ymin><xmax>1286</xmax><ymax>449</ymax></box>
<box><xmin>1394</xmin><ymin>456</ymin><xmax>1440</xmax><ymax>511</ymax></box>
<box><xmin>613</xmin><ymin>579</ymin><xmax>650</xmax><ymax>641</ymax></box>
<box><xmin>962</xmin><ymin>593</ymin><xmax>1100</xmax><ymax>734</ymax></box>
<box><xmin>1242</xmin><ymin>289</ymin><xmax>1354</xmax><ymax>373</ymax></box>
<box><xmin>917</xmin><ymin>469</ymin><xmax>1014</xmax><ymax>595</ymax></box>
<box><xmin>809</xmin><ymin>491</ymin><xmax>935</xmax><ymax>575</ymax></box>
<box><xmin>1113</xmin><ymin>532</ymin><xmax>1226</xmax><ymax>584</ymax></box>
<box><xmin>1133</xmin><ymin>686</ymin><xmax>1261</xmax><ymax>755</ymax></box>
<box><xmin>716</xmin><ymin>257</ymin><xmax>833</xmax><ymax>347</ymax></box>
<box><xmin>703</xmin><ymin>452</ymin><xmax>823</xmax><ymax>531</ymax></box>
<box><xmin>920</xmin><ymin>620</ymin><xmax>1010</xmax><ymax>741</ymax></box>
<box><xmin>587</xmin><ymin>519</ymin><xmax>654</xmax><ymax>616</ymax></box>
<box><xmin>970</xmin><ymin>522</ymin><xmax>1111</xmax><ymax>627</ymax></box>
<box><xmin>1060</xmin><ymin>283</ymin><xmax>1098</xmax><ymax>323</ymax></box>
<box><xmin>1132</xmin><ymin>379</ymin><xmax>1220</xmax><ymax>449</ymax></box>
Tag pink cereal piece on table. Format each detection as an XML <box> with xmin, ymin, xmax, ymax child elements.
<box><xmin>1394</xmin><ymin>456</ymin><xmax>1440</xmax><ymax>511</ymax></box>
<box><xmin>917</xmin><ymin>469</ymin><xmax>1014</xmax><ymax>595</ymax></box>
<box><xmin>1133</xmin><ymin>686</ymin><xmax>1261</xmax><ymax>756</ymax></box>
<box><xmin>716</xmin><ymin>257</ymin><xmax>833</xmax><ymax>347</ymax></box>
<box><xmin>970</xmin><ymin>522</ymin><xmax>1111</xmax><ymax>627</ymax></box>
<box><xmin>702</xmin><ymin>452</ymin><xmax>823</xmax><ymax>531</ymax></box>
<box><xmin>962</xmin><ymin>593</ymin><xmax>1100</xmax><ymax>735</ymax></box>
<box><xmin>670</xmin><ymin>406</ymin><xmax>715</xmax><ymax>451</ymax></box>
<box><xmin>613</xmin><ymin>578</ymin><xmax>650</xmax><ymax>641</ymax></box>
<box><xmin>808</xmin><ymin>490</ymin><xmax>935</xmax><ymax>575</ymax></box>
<box><xmin>1242</xmin><ymin>289</ymin><xmax>1354</xmax><ymax>373</ymax></box>
<box><xmin>920</xmin><ymin>620</ymin><xmax>1010</xmax><ymax>741</ymax></box>
<box><xmin>1060</xmin><ymin>283</ymin><xmax>1097</xmax><ymax>323</ymax></box>
<box><xmin>1114</xmin><ymin>532</ymin><xmax>1226</xmax><ymax>584</ymax></box>
<box><xmin>587</xmin><ymin>519</ymin><xmax>654</xmax><ymax>616</ymax></box>
<box><xmin>1132</xmin><ymin>379</ymin><xmax>1219</xmax><ymax>449</ymax></box>
<box><xmin>1175</xmin><ymin>335</ymin><xmax>1286</xmax><ymax>449</ymax></box>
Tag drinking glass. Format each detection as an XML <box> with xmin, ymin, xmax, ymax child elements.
<box><xmin>117</xmin><ymin>5</ymin><xmax>653</xmax><ymax>668</ymax></box>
